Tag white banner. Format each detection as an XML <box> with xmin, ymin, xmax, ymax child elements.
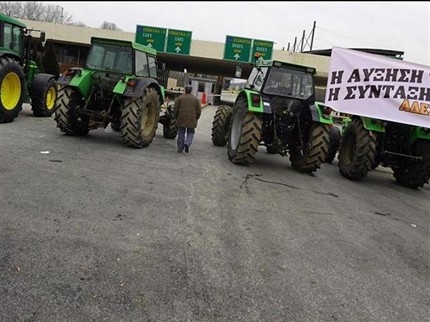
<box><xmin>325</xmin><ymin>47</ymin><xmax>430</xmax><ymax>128</ymax></box>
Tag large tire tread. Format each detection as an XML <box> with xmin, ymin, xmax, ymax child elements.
<box><xmin>227</xmin><ymin>99</ymin><xmax>262</xmax><ymax>165</ymax></box>
<box><xmin>290</xmin><ymin>124</ymin><xmax>330</xmax><ymax>173</ymax></box>
<box><xmin>0</xmin><ymin>57</ymin><xmax>25</xmax><ymax>123</ymax></box>
<box><xmin>120</xmin><ymin>88</ymin><xmax>160</xmax><ymax>148</ymax></box>
<box><xmin>211</xmin><ymin>105</ymin><xmax>233</xmax><ymax>146</ymax></box>
<box><xmin>31</xmin><ymin>76</ymin><xmax>57</xmax><ymax>117</ymax></box>
<box><xmin>54</xmin><ymin>86</ymin><xmax>89</xmax><ymax>136</ymax></box>
<box><xmin>338</xmin><ymin>118</ymin><xmax>376</xmax><ymax>180</ymax></box>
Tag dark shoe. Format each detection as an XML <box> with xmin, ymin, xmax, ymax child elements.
<box><xmin>184</xmin><ymin>144</ymin><xmax>189</xmax><ymax>153</ymax></box>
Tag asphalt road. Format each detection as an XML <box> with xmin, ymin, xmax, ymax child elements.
<box><xmin>1</xmin><ymin>104</ymin><xmax>429</xmax><ymax>322</ymax></box>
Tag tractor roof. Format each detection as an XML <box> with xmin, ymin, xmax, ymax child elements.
<box><xmin>90</xmin><ymin>37</ymin><xmax>157</xmax><ymax>55</ymax></box>
<box><xmin>0</xmin><ymin>13</ymin><xmax>27</xmax><ymax>28</ymax></box>
<box><xmin>255</xmin><ymin>58</ymin><xmax>316</xmax><ymax>74</ymax></box>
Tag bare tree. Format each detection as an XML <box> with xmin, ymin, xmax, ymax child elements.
<box><xmin>100</xmin><ymin>21</ymin><xmax>122</xmax><ymax>31</ymax></box>
<box><xmin>0</xmin><ymin>1</ymin><xmax>73</xmax><ymax>23</ymax></box>
<box><xmin>67</xmin><ymin>21</ymin><xmax>87</xmax><ymax>27</ymax></box>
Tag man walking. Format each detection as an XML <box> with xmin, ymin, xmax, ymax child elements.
<box><xmin>174</xmin><ymin>85</ymin><xmax>202</xmax><ymax>153</ymax></box>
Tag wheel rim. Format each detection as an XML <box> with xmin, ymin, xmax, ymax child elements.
<box><xmin>230</xmin><ymin>109</ymin><xmax>245</xmax><ymax>150</ymax></box>
<box><xmin>1</xmin><ymin>72</ymin><xmax>21</xmax><ymax>110</ymax></box>
<box><xmin>141</xmin><ymin>100</ymin><xmax>155</xmax><ymax>137</ymax></box>
<box><xmin>45</xmin><ymin>86</ymin><xmax>56</xmax><ymax>110</ymax></box>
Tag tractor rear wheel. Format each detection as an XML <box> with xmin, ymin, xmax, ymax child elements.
<box><xmin>325</xmin><ymin>125</ymin><xmax>341</xmax><ymax>163</ymax></box>
<box><xmin>0</xmin><ymin>57</ymin><xmax>25</xmax><ymax>123</ymax></box>
<box><xmin>31</xmin><ymin>74</ymin><xmax>57</xmax><ymax>117</ymax></box>
<box><xmin>392</xmin><ymin>140</ymin><xmax>430</xmax><ymax>188</ymax></box>
<box><xmin>227</xmin><ymin>98</ymin><xmax>262</xmax><ymax>165</ymax></box>
<box><xmin>289</xmin><ymin>123</ymin><xmax>330</xmax><ymax>173</ymax></box>
<box><xmin>211</xmin><ymin>105</ymin><xmax>233</xmax><ymax>146</ymax></box>
<box><xmin>120</xmin><ymin>88</ymin><xmax>160</xmax><ymax>148</ymax></box>
<box><xmin>54</xmin><ymin>86</ymin><xmax>89</xmax><ymax>136</ymax></box>
<box><xmin>338</xmin><ymin>118</ymin><xmax>376</xmax><ymax>180</ymax></box>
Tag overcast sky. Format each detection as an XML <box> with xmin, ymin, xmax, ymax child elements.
<box><xmin>43</xmin><ymin>1</ymin><xmax>429</xmax><ymax>66</ymax></box>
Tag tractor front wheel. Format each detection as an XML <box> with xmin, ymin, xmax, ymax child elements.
<box><xmin>54</xmin><ymin>86</ymin><xmax>89</xmax><ymax>136</ymax></box>
<box><xmin>338</xmin><ymin>118</ymin><xmax>376</xmax><ymax>180</ymax></box>
<box><xmin>227</xmin><ymin>98</ymin><xmax>262</xmax><ymax>165</ymax></box>
<box><xmin>211</xmin><ymin>105</ymin><xmax>233</xmax><ymax>146</ymax></box>
<box><xmin>0</xmin><ymin>57</ymin><xmax>25</xmax><ymax>123</ymax></box>
<box><xmin>162</xmin><ymin>106</ymin><xmax>177</xmax><ymax>139</ymax></box>
<box><xmin>31</xmin><ymin>74</ymin><xmax>57</xmax><ymax>117</ymax></box>
<box><xmin>392</xmin><ymin>140</ymin><xmax>430</xmax><ymax>189</ymax></box>
<box><xmin>120</xmin><ymin>88</ymin><xmax>161</xmax><ymax>148</ymax></box>
<box><xmin>289</xmin><ymin>123</ymin><xmax>330</xmax><ymax>173</ymax></box>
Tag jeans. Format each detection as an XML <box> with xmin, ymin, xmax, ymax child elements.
<box><xmin>177</xmin><ymin>127</ymin><xmax>195</xmax><ymax>152</ymax></box>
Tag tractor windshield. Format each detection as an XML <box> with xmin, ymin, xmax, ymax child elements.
<box><xmin>85</xmin><ymin>43</ymin><xmax>132</xmax><ymax>74</ymax></box>
<box><xmin>263</xmin><ymin>67</ymin><xmax>314</xmax><ymax>99</ymax></box>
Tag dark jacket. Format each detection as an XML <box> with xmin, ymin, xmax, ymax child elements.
<box><xmin>174</xmin><ymin>93</ymin><xmax>202</xmax><ymax>128</ymax></box>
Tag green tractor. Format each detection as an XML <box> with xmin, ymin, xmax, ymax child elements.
<box><xmin>338</xmin><ymin>116</ymin><xmax>430</xmax><ymax>188</ymax></box>
<box><xmin>55</xmin><ymin>37</ymin><xmax>175</xmax><ymax>148</ymax></box>
<box><xmin>0</xmin><ymin>13</ymin><xmax>57</xmax><ymax>123</ymax></box>
<box><xmin>211</xmin><ymin>58</ymin><xmax>333</xmax><ymax>173</ymax></box>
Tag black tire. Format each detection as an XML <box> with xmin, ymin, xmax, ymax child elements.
<box><xmin>54</xmin><ymin>86</ymin><xmax>89</xmax><ymax>136</ymax></box>
<box><xmin>325</xmin><ymin>125</ymin><xmax>341</xmax><ymax>163</ymax></box>
<box><xmin>30</xmin><ymin>74</ymin><xmax>57</xmax><ymax>117</ymax></box>
<box><xmin>227</xmin><ymin>98</ymin><xmax>262</xmax><ymax>165</ymax></box>
<box><xmin>392</xmin><ymin>140</ymin><xmax>430</xmax><ymax>189</ymax></box>
<box><xmin>211</xmin><ymin>105</ymin><xmax>233</xmax><ymax>146</ymax></box>
<box><xmin>0</xmin><ymin>57</ymin><xmax>25</xmax><ymax>123</ymax></box>
<box><xmin>120</xmin><ymin>87</ymin><xmax>160</xmax><ymax>148</ymax></box>
<box><xmin>162</xmin><ymin>107</ymin><xmax>177</xmax><ymax>139</ymax></box>
<box><xmin>289</xmin><ymin>123</ymin><xmax>330</xmax><ymax>173</ymax></box>
<box><xmin>266</xmin><ymin>145</ymin><xmax>278</xmax><ymax>154</ymax></box>
<box><xmin>338</xmin><ymin>118</ymin><xmax>376</xmax><ymax>180</ymax></box>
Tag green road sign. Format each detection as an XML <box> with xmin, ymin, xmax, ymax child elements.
<box><xmin>135</xmin><ymin>25</ymin><xmax>167</xmax><ymax>52</ymax></box>
<box><xmin>223</xmin><ymin>35</ymin><xmax>252</xmax><ymax>62</ymax></box>
<box><xmin>166</xmin><ymin>29</ymin><xmax>192</xmax><ymax>55</ymax></box>
<box><xmin>252</xmin><ymin>39</ymin><xmax>274</xmax><ymax>60</ymax></box>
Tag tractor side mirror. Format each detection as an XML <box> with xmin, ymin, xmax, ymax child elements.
<box><xmin>235</xmin><ymin>64</ymin><xmax>243</xmax><ymax>78</ymax></box>
<box><xmin>40</xmin><ymin>32</ymin><xmax>46</xmax><ymax>46</ymax></box>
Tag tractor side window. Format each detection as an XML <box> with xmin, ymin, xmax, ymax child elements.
<box><xmin>135</xmin><ymin>51</ymin><xmax>149</xmax><ymax>77</ymax></box>
<box><xmin>148</xmin><ymin>56</ymin><xmax>157</xmax><ymax>78</ymax></box>
<box><xmin>11</xmin><ymin>25</ymin><xmax>21</xmax><ymax>52</ymax></box>
<box><xmin>3</xmin><ymin>23</ymin><xmax>12</xmax><ymax>49</ymax></box>
<box><xmin>246</xmin><ymin>67</ymin><xmax>267</xmax><ymax>91</ymax></box>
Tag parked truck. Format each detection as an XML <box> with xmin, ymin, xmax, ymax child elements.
<box><xmin>0</xmin><ymin>13</ymin><xmax>57</xmax><ymax>123</ymax></box>
<box><xmin>55</xmin><ymin>37</ymin><xmax>176</xmax><ymax>148</ymax></box>
<box><xmin>326</xmin><ymin>47</ymin><xmax>430</xmax><ymax>188</ymax></box>
<box><xmin>211</xmin><ymin>56</ymin><xmax>333</xmax><ymax>173</ymax></box>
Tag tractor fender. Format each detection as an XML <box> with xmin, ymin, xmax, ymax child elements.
<box><xmin>0</xmin><ymin>51</ymin><xmax>21</xmax><ymax>64</ymax></box>
<box><xmin>57</xmin><ymin>68</ymin><xmax>93</xmax><ymax>98</ymax></box>
<box><xmin>410</xmin><ymin>127</ymin><xmax>430</xmax><ymax>143</ymax></box>
<box><xmin>118</xmin><ymin>77</ymin><xmax>164</xmax><ymax>105</ymax></box>
<box><xmin>358</xmin><ymin>116</ymin><xmax>385</xmax><ymax>133</ymax></box>
<box><xmin>29</xmin><ymin>73</ymin><xmax>55</xmax><ymax>98</ymax></box>
<box><xmin>310</xmin><ymin>103</ymin><xmax>333</xmax><ymax>125</ymax></box>
<box><xmin>236</xmin><ymin>89</ymin><xmax>264</xmax><ymax>113</ymax></box>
